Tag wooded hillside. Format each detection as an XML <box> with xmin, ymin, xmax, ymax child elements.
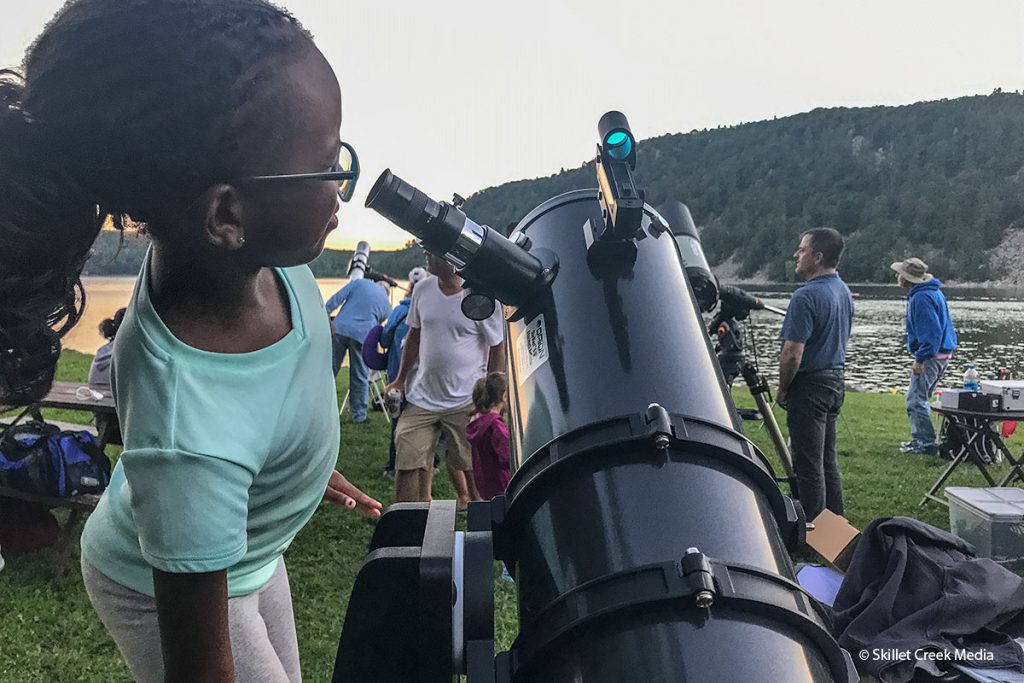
<box><xmin>462</xmin><ymin>93</ymin><xmax>1024</xmax><ymax>283</ymax></box>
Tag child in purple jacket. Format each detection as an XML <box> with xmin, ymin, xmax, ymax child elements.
<box><xmin>466</xmin><ymin>372</ymin><xmax>511</xmax><ymax>501</ymax></box>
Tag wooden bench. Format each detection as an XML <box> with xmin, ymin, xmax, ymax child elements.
<box><xmin>1</xmin><ymin>382</ymin><xmax>117</xmax><ymax>532</ymax></box>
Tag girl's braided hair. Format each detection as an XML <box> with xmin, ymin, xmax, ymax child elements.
<box><xmin>0</xmin><ymin>0</ymin><xmax>316</xmax><ymax>404</ymax></box>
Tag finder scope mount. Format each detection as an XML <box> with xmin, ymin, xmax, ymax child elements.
<box><xmin>595</xmin><ymin>110</ymin><xmax>645</xmax><ymax>240</ymax></box>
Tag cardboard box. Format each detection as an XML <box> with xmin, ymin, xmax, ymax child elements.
<box><xmin>806</xmin><ymin>509</ymin><xmax>861</xmax><ymax>572</ymax></box>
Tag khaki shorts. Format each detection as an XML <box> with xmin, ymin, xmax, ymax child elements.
<box><xmin>394</xmin><ymin>402</ymin><xmax>474</xmax><ymax>471</ymax></box>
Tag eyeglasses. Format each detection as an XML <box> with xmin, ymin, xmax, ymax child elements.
<box><xmin>242</xmin><ymin>141</ymin><xmax>359</xmax><ymax>202</ymax></box>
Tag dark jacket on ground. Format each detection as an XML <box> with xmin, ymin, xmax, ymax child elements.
<box><xmin>906</xmin><ymin>278</ymin><xmax>958</xmax><ymax>363</ymax></box>
<box><xmin>832</xmin><ymin>516</ymin><xmax>1024</xmax><ymax>683</ymax></box>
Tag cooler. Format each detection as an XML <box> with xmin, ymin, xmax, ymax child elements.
<box><xmin>945</xmin><ymin>487</ymin><xmax>1024</xmax><ymax>570</ymax></box>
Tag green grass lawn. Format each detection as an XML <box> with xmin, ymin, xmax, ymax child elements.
<box><xmin>1</xmin><ymin>351</ymin><xmax>1020</xmax><ymax>681</ymax></box>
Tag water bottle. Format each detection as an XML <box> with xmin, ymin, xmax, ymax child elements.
<box><xmin>963</xmin><ymin>364</ymin><xmax>981</xmax><ymax>392</ymax></box>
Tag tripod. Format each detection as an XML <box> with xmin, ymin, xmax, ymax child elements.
<box><xmin>711</xmin><ymin>299</ymin><xmax>797</xmax><ymax>496</ymax></box>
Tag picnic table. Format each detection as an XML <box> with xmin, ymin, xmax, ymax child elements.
<box><xmin>919</xmin><ymin>403</ymin><xmax>1024</xmax><ymax>507</ymax></box>
<box><xmin>1</xmin><ymin>381</ymin><xmax>118</xmax><ymax>533</ymax></box>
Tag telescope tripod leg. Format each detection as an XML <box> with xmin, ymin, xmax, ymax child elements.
<box><xmin>741</xmin><ymin>363</ymin><xmax>798</xmax><ymax>498</ymax></box>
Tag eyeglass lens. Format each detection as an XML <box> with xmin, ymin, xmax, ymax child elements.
<box><xmin>337</xmin><ymin>144</ymin><xmax>356</xmax><ymax>202</ymax></box>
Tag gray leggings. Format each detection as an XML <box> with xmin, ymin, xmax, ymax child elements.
<box><xmin>81</xmin><ymin>556</ymin><xmax>301</xmax><ymax>682</ymax></box>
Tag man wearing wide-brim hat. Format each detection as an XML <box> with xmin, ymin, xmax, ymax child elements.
<box><xmin>890</xmin><ymin>257</ymin><xmax>958</xmax><ymax>455</ymax></box>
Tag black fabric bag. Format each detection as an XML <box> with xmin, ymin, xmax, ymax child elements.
<box><xmin>0</xmin><ymin>420</ymin><xmax>111</xmax><ymax>497</ymax></box>
<box><xmin>833</xmin><ymin>516</ymin><xmax>1024</xmax><ymax>682</ymax></box>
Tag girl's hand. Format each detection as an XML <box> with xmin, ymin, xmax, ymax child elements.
<box><xmin>323</xmin><ymin>470</ymin><xmax>382</xmax><ymax>518</ymax></box>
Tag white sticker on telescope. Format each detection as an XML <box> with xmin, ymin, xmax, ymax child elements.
<box><xmin>515</xmin><ymin>315</ymin><xmax>549</xmax><ymax>380</ymax></box>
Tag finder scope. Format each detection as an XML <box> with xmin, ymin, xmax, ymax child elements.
<box><xmin>595</xmin><ymin>111</ymin><xmax>644</xmax><ymax>240</ymax></box>
<box><xmin>656</xmin><ymin>200</ymin><xmax>718</xmax><ymax>312</ymax></box>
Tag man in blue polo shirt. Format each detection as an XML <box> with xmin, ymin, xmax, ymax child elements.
<box><xmin>777</xmin><ymin>228</ymin><xmax>854</xmax><ymax>521</ymax></box>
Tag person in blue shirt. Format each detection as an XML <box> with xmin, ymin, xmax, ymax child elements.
<box><xmin>326</xmin><ymin>275</ymin><xmax>392</xmax><ymax>422</ymax></box>
<box><xmin>777</xmin><ymin>228</ymin><xmax>854</xmax><ymax>521</ymax></box>
<box><xmin>381</xmin><ymin>267</ymin><xmax>426</xmax><ymax>384</ymax></box>
<box><xmin>891</xmin><ymin>257</ymin><xmax>958</xmax><ymax>455</ymax></box>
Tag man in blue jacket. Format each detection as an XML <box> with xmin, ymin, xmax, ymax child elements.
<box><xmin>891</xmin><ymin>257</ymin><xmax>958</xmax><ymax>455</ymax></box>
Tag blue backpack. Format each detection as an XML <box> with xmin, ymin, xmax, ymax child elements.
<box><xmin>0</xmin><ymin>421</ymin><xmax>111</xmax><ymax>497</ymax></box>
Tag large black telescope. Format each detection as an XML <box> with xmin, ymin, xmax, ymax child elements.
<box><xmin>334</xmin><ymin>112</ymin><xmax>856</xmax><ymax>682</ymax></box>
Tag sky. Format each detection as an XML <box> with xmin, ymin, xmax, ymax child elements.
<box><xmin>2</xmin><ymin>0</ymin><xmax>1023</xmax><ymax>251</ymax></box>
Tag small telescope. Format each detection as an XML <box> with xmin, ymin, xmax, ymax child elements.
<box><xmin>346</xmin><ymin>240</ymin><xmax>371</xmax><ymax>280</ymax></box>
<box><xmin>344</xmin><ymin>240</ymin><xmax>397</xmax><ymax>286</ymax></box>
<box><xmin>335</xmin><ymin>113</ymin><xmax>856</xmax><ymax>682</ymax></box>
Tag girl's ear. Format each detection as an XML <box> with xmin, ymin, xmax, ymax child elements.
<box><xmin>200</xmin><ymin>184</ymin><xmax>246</xmax><ymax>251</ymax></box>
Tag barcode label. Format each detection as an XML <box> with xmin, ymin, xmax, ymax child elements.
<box><xmin>515</xmin><ymin>315</ymin><xmax>549</xmax><ymax>380</ymax></box>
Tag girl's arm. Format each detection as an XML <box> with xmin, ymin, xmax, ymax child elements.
<box><xmin>153</xmin><ymin>568</ymin><xmax>234</xmax><ymax>683</ymax></box>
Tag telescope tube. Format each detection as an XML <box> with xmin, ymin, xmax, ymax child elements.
<box><xmin>365</xmin><ymin>175</ymin><xmax>856</xmax><ymax>682</ymax></box>
<box><xmin>347</xmin><ymin>240</ymin><xmax>370</xmax><ymax>280</ymax></box>
<box><xmin>497</xmin><ymin>191</ymin><xmax>851</xmax><ymax>681</ymax></box>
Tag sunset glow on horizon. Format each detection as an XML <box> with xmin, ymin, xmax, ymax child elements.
<box><xmin>324</xmin><ymin>232</ymin><xmax>412</xmax><ymax>252</ymax></box>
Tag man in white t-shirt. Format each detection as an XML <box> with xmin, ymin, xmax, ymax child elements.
<box><xmin>384</xmin><ymin>251</ymin><xmax>506</xmax><ymax>507</ymax></box>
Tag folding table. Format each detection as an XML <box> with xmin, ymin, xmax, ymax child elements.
<box><xmin>920</xmin><ymin>403</ymin><xmax>1024</xmax><ymax>506</ymax></box>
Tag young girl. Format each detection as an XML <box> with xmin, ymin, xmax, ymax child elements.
<box><xmin>0</xmin><ymin>1</ymin><xmax>381</xmax><ymax>680</ymax></box>
<box><xmin>466</xmin><ymin>372</ymin><xmax>512</xmax><ymax>501</ymax></box>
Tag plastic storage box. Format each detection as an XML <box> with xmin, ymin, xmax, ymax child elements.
<box><xmin>946</xmin><ymin>487</ymin><xmax>1024</xmax><ymax>570</ymax></box>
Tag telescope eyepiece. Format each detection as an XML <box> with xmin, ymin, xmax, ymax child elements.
<box><xmin>365</xmin><ymin>169</ymin><xmax>445</xmax><ymax>243</ymax></box>
<box><xmin>364</xmin><ymin>169</ymin><xmax>555</xmax><ymax>310</ymax></box>
<box><xmin>364</xmin><ymin>169</ymin><xmax>395</xmax><ymax>210</ymax></box>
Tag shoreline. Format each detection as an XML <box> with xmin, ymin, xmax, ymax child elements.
<box><xmin>80</xmin><ymin>274</ymin><xmax>1024</xmax><ymax>292</ymax></box>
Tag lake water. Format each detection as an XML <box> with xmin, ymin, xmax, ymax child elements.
<box><xmin>744</xmin><ymin>284</ymin><xmax>1024</xmax><ymax>392</ymax></box>
<box><xmin>65</xmin><ymin>277</ymin><xmax>377</xmax><ymax>354</ymax></box>
<box><xmin>67</xmin><ymin>277</ymin><xmax>1024</xmax><ymax>392</ymax></box>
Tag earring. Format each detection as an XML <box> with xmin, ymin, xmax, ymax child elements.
<box><xmin>238</xmin><ymin>236</ymin><xmax>246</xmax><ymax>246</ymax></box>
